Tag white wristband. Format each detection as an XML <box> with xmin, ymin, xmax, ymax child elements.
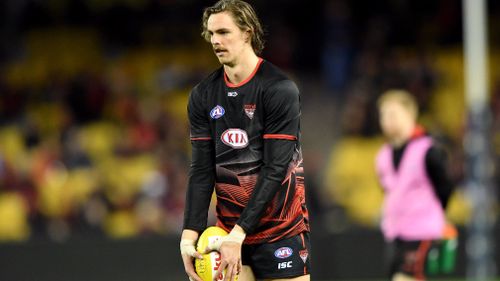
<box><xmin>226</xmin><ymin>229</ymin><xmax>246</xmax><ymax>244</ymax></box>
<box><xmin>180</xmin><ymin>239</ymin><xmax>197</xmax><ymax>257</ymax></box>
<box><xmin>207</xmin><ymin>229</ymin><xmax>246</xmax><ymax>251</ymax></box>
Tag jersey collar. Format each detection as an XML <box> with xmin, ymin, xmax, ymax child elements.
<box><xmin>224</xmin><ymin>58</ymin><xmax>264</xmax><ymax>88</ymax></box>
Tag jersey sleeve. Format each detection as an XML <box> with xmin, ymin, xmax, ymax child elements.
<box><xmin>183</xmin><ymin>86</ymin><xmax>216</xmax><ymax>232</ymax></box>
<box><xmin>236</xmin><ymin>80</ymin><xmax>301</xmax><ymax>234</ymax></box>
<box><xmin>262</xmin><ymin>80</ymin><xmax>301</xmax><ymax>141</ymax></box>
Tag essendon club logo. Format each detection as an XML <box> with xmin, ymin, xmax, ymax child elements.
<box><xmin>221</xmin><ymin>128</ymin><xmax>248</xmax><ymax>149</ymax></box>
<box><xmin>299</xmin><ymin>249</ymin><xmax>309</xmax><ymax>264</ymax></box>
<box><xmin>244</xmin><ymin>104</ymin><xmax>256</xmax><ymax>119</ymax></box>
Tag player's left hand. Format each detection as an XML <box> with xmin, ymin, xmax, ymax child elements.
<box><xmin>202</xmin><ymin>226</ymin><xmax>246</xmax><ymax>281</ymax></box>
<box><xmin>216</xmin><ymin>240</ymin><xmax>241</xmax><ymax>281</ymax></box>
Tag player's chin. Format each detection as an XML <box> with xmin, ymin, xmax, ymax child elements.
<box><xmin>217</xmin><ymin>56</ymin><xmax>232</xmax><ymax>65</ymax></box>
<box><xmin>217</xmin><ymin>59</ymin><xmax>229</xmax><ymax>65</ymax></box>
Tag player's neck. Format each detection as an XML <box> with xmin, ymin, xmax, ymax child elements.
<box><xmin>224</xmin><ymin>52</ymin><xmax>260</xmax><ymax>85</ymax></box>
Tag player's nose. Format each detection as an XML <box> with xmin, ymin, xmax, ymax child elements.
<box><xmin>211</xmin><ymin>34</ymin><xmax>221</xmax><ymax>46</ymax></box>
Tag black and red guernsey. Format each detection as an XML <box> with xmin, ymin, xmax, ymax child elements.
<box><xmin>183</xmin><ymin>58</ymin><xmax>310</xmax><ymax>244</ymax></box>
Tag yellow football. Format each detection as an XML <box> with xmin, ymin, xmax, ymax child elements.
<box><xmin>195</xmin><ymin>226</ymin><xmax>237</xmax><ymax>281</ymax></box>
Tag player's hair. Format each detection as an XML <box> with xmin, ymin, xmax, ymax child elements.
<box><xmin>377</xmin><ymin>89</ymin><xmax>419</xmax><ymax>119</ymax></box>
<box><xmin>201</xmin><ymin>0</ymin><xmax>265</xmax><ymax>55</ymax></box>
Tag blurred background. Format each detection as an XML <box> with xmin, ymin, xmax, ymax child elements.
<box><xmin>0</xmin><ymin>0</ymin><xmax>498</xmax><ymax>280</ymax></box>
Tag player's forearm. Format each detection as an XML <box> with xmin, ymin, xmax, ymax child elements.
<box><xmin>184</xmin><ymin>180</ymin><xmax>214</xmax><ymax>230</ymax></box>
<box><xmin>237</xmin><ymin>139</ymin><xmax>296</xmax><ymax>234</ymax></box>
<box><xmin>183</xmin><ymin>141</ymin><xmax>216</xmax><ymax>231</ymax></box>
<box><xmin>237</xmin><ymin>177</ymin><xmax>282</xmax><ymax>234</ymax></box>
<box><xmin>183</xmin><ymin>182</ymin><xmax>214</xmax><ymax>231</ymax></box>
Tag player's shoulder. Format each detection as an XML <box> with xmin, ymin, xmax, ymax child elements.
<box><xmin>191</xmin><ymin>67</ymin><xmax>224</xmax><ymax>97</ymax></box>
<box><xmin>260</xmin><ymin>60</ymin><xmax>299</xmax><ymax>95</ymax></box>
<box><xmin>260</xmin><ymin>60</ymin><xmax>294</xmax><ymax>84</ymax></box>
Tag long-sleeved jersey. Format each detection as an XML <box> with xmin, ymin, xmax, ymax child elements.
<box><xmin>183</xmin><ymin>58</ymin><xmax>310</xmax><ymax>244</ymax></box>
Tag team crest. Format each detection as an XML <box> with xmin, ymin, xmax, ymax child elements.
<box><xmin>299</xmin><ymin>249</ymin><xmax>309</xmax><ymax>264</ymax></box>
<box><xmin>244</xmin><ymin>104</ymin><xmax>256</xmax><ymax>119</ymax></box>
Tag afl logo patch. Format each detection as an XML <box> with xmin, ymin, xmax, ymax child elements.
<box><xmin>274</xmin><ymin>247</ymin><xmax>293</xmax><ymax>259</ymax></box>
<box><xmin>210</xmin><ymin>105</ymin><xmax>225</xmax><ymax>119</ymax></box>
<box><xmin>221</xmin><ymin>128</ymin><xmax>248</xmax><ymax>149</ymax></box>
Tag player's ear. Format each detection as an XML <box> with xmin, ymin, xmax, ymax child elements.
<box><xmin>243</xmin><ymin>28</ymin><xmax>252</xmax><ymax>43</ymax></box>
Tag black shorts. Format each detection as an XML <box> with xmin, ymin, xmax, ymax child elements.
<box><xmin>242</xmin><ymin>232</ymin><xmax>311</xmax><ymax>279</ymax></box>
<box><xmin>387</xmin><ymin>239</ymin><xmax>437</xmax><ymax>281</ymax></box>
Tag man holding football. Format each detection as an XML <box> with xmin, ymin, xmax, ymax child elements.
<box><xmin>180</xmin><ymin>0</ymin><xmax>311</xmax><ymax>281</ymax></box>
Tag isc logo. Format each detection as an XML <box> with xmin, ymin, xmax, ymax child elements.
<box><xmin>278</xmin><ymin>261</ymin><xmax>293</xmax><ymax>269</ymax></box>
<box><xmin>221</xmin><ymin>128</ymin><xmax>248</xmax><ymax>149</ymax></box>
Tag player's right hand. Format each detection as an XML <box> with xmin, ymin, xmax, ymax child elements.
<box><xmin>180</xmin><ymin>238</ymin><xmax>203</xmax><ymax>281</ymax></box>
<box><xmin>201</xmin><ymin>226</ymin><xmax>246</xmax><ymax>281</ymax></box>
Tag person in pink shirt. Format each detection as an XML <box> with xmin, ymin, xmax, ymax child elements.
<box><xmin>375</xmin><ymin>90</ymin><xmax>455</xmax><ymax>281</ymax></box>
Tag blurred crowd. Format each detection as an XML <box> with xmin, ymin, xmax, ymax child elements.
<box><xmin>0</xmin><ymin>36</ymin><xmax>210</xmax><ymax>240</ymax></box>
<box><xmin>0</xmin><ymin>0</ymin><xmax>499</xmax><ymax>242</ymax></box>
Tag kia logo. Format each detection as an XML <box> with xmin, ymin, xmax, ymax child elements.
<box><xmin>221</xmin><ymin>129</ymin><xmax>248</xmax><ymax>149</ymax></box>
